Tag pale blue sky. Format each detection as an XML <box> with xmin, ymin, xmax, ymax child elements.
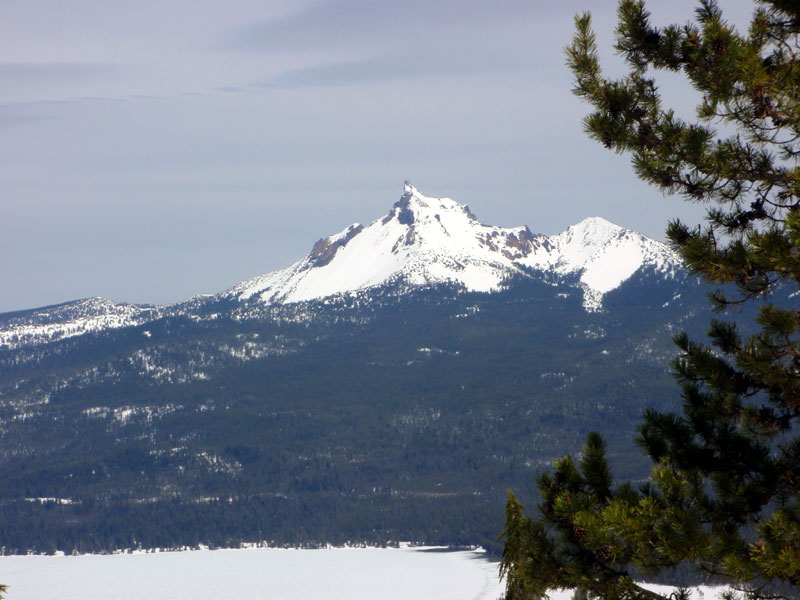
<box><xmin>1</xmin><ymin>0</ymin><xmax>754</xmax><ymax>312</ymax></box>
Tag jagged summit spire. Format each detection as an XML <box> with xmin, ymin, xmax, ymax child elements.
<box><xmin>398</xmin><ymin>181</ymin><xmax>432</xmax><ymax>207</ymax></box>
<box><xmin>401</xmin><ymin>181</ymin><xmax>427</xmax><ymax>206</ymax></box>
<box><xmin>392</xmin><ymin>183</ymin><xmax>478</xmax><ymax>223</ymax></box>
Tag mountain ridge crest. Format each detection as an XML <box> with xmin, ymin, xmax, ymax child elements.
<box><xmin>0</xmin><ymin>184</ymin><xmax>682</xmax><ymax>349</ymax></box>
<box><xmin>228</xmin><ymin>184</ymin><xmax>680</xmax><ymax>309</ymax></box>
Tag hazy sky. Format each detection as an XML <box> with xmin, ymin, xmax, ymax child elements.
<box><xmin>2</xmin><ymin>0</ymin><xmax>755</xmax><ymax>313</ymax></box>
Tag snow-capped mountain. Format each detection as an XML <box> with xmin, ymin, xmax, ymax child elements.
<box><xmin>227</xmin><ymin>183</ymin><xmax>680</xmax><ymax>310</ymax></box>
<box><xmin>0</xmin><ymin>185</ymin><xmax>713</xmax><ymax>555</ymax></box>
<box><xmin>0</xmin><ymin>183</ymin><xmax>682</xmax><ymax>350</ymax></box>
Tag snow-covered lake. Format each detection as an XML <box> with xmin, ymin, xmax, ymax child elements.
<box><xmin>0</xmin><ymin>544</ymin><xmax>731</xmax><ymax>600</ymax></box>
<box><xmin>0</xmin><ymin>545</ymin><xmax>505</xmax><ymax>600</ymax></box>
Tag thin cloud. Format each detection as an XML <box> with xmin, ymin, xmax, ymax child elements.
<box><xmin>0</xmin><ymin>62</ymin><xmax>125</xmax><ymax>105</ymax></box>
<box><xmin>222</xmin><ymin>0</ymin><xmax>557</xmax><ymax>54</ymax></box>
<box><xmin>0</xmin><ymin>62</ymin><xmax>117</xmax><ymax>83</ymax></box>
<box><xmin>260</xmin><ymin>50</ymin><xmax>533</xmax><ymax>89</ymax></box>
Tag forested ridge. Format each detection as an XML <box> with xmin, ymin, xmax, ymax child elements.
<box><xmin>0</xmin><ymin>271</ymin><xmax>754</xmax><ymax>557</ymax></box>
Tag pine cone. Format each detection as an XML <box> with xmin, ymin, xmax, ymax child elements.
<box><xmin>598</xmin><ymin>545</ymin><xmax>613</xmax><ymax>561</ymax></box>
<box><xmin>573</xmin><ymin>526</ymin><xmax>588</xmax><ymax>542</ymax></box>
<box><xmin>713</xmin><ymin>39</ymin><xmax>727</xmax><ymax>56</ymax></box>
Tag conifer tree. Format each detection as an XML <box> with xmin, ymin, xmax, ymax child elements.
<box><xmin>500</xmin><ymin>1</ymin><xmax>800</xmax><ymax>598</ymax></box>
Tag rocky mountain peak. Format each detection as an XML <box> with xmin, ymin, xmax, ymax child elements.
<box><xmin>388</xmin><ymin>182</ymin><xmax>478</xmax><ymax>227</ymax></box>
<box><xmin>227</xmin><ymin>184</ymin><xmax>681</xmax><ymax>309</ymax></box>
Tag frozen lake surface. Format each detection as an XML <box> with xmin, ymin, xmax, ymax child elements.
<box><xmin>0</xmin><ymin>545</ymin><xmax>505</xmax><ymax>600</ymax></box>
<box><xmin>0</xmin><ymin>545</ymin><xmax>731</xmax><ymax>600</ymax></box>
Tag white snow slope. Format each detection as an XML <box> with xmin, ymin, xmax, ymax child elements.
<box><xmin>228</xmin><ymin>183</ymin><xmax>681</xmax><ymax>310</ymax></box>
<box><xmin>0</xmin><ymin>298</ymin><xmax>160</xmax><ymax>350</ymax></box>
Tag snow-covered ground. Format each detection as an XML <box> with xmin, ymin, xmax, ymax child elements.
<box><xmin>0</xmin><ymin>544</ymin><xmax>731</xmax><ymax>600</ymax></box>
<box><xmin>0</xmin><ymin>546</ymin><xmax>505</xmax><ymax>600</ymax></box>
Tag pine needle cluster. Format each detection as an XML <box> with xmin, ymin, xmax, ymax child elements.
<box><xmin>500</xmin><ymin>2</ymin><xmax>800</xmax><ymax>598</ymax></box>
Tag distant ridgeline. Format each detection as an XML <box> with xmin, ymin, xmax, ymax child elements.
<box><xmin>0</xmin><ymin>185</ymin><xmax>763</xmax><ymax>557</ymax></box>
